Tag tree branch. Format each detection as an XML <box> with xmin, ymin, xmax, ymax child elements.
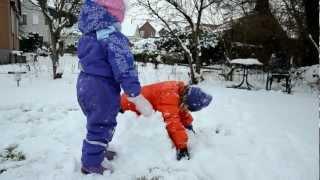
<box><xmin>165</xmin><ymin>0</ymin><xmax>194</xmax><ymax>30</ymax></box>
<box><xmin>202</xmin><ymin>0</ymin><xmax>221</xmax><ymax>10</ymax></box>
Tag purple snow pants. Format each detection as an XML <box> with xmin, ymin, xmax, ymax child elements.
<box><xmin>77</xmin><ymin>72</ymin><xmax>120</xmax><ymax>167</ymax></box>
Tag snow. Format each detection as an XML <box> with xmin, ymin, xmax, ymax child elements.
<box><xmin>0</xmin><ymin>55</ymin><xmax>318</xmax><ymax>180</ymax></box>
<box><xmin>11</xmin><ymin>51</ymin><xmax>23</xmax><ymax>56</ymax></box>
<box><xmin>230</xmin><ymin>58</ymin><xmax>264</xmax><ymax>66</ymax></box>
<box><xmin>303</xmin><ymin>64</ymin><xmax>319</xmax><ymax>84</ymax></box>
<box><xmin>121</xmin><ymin>18</ymin><xmax>138</xmax><ymax>37</ymax></box>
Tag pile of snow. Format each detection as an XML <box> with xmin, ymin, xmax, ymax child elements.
<box><xmin>303</xmin><ymin>64</ymin><xmax>319</xmax><ymax>84</ymax></box>
<box><xmin>0</xmin><ymin>56</ymin><xmax>318</xmax><ymax>180</ymax></box>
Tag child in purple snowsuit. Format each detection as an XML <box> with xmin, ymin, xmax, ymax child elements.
<box><xmin>77</xmin><ymin>0</ymin><xmax>153</xmax><ymax>175</ymax></box>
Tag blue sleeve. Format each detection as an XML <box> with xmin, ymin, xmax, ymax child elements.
<box><xmin>104</xmin><ymin>32</ymin><xmax>141</xmax><ymax>97</ymax></box>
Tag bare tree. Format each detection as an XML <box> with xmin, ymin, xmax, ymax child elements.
<box><xmin>29</xmin><ymin>0</ymin><xmax>81</xmax><ymax>79</ymax></box>
<box><xmin>136</xmin><ymin>0</ymin><xmax>221</xmax><ymax>84</ymax></box>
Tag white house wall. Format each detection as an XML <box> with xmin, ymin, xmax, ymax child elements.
<box><xmin>20</xmin><ymin>0</ymin><xmax>51</xmax><ymax>44</ymax></box>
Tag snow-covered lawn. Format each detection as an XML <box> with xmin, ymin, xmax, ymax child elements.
<box><xmin>0</xmin><ymin>55</ymin><xmax>318</xmax><ymax>180</ymax></box>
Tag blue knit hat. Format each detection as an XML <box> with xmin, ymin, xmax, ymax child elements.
<box><xmin>185</xmin><ymin>86</ymin><xmax>212</xmax><ymax>112</ymax></box>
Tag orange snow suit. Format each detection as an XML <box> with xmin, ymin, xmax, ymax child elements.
<box><xmin>120</xmin><ymin>81</ymin><xmax>193</xmax><ymax>150</ymax></box>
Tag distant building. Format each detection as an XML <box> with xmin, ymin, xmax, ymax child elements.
<box><xmin>0</xmin><ymin>0</ymin><xmax>22</xmax><ymax>64</ymax></box>
<box><xmin>20</xmin><ymin>0</ymin><xmax>51</xmax><ymax>44</ymax></box>
<box><xmin>135</xmin><ymin>21</ymin><xmax>156</xmax><ymax>39</ymax></box>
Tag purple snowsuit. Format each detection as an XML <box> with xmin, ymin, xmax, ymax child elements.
<box><xmin>77</xmin><ymin>0</ymin><xmax>141</xmax><ymax>168</ymax></box>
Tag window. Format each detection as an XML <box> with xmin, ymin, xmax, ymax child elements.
<box><xmin>140</xmin><ymin>30</ymin><xmax>145</xmax><ymax>37</ymax></box>
<box><xmin>32</xmin><ymin>14</ymin><xmax>39</xmax><ymax>25</ymax></box>
<box><xmin>21</xmin><ymin>14</ymin><xmax>27</xmax><ymax>25</ymax></box>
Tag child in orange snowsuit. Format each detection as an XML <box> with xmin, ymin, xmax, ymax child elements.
<box><xmin>120</xmin><ymin>81</ymin><xmax>212</xmax><ymax>160</ymax></box>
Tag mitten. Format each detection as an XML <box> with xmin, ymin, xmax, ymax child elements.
<box><xmin>128</xmin><ymin>94</ymin><xmax>154</xmax><ymax>117</ymax></box>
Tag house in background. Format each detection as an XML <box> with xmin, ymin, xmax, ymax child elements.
<box><xmin>135</xmin><ymin>21</ymin><xmax>156</xmax><ymax>39</ymax></box>
<box><xmin>20</xmin><ymin>0</ymin><xmax>51</xmax><ymax>45</ymax></box>
<box><xmin>0</xmin><ymin>0</ymin><xmax>22</xmax><ymax>64</ymax></box>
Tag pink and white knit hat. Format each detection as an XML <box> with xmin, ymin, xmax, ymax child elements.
<box><xmin>95</xmin><ymin>0</ymin><xmax>126</xmax><ymax>23</ymax></box>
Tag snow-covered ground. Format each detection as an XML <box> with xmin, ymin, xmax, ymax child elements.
<box><xmin>0</xmin><ymin>55</ymin><xmax>318</xmax><ymax>180</ymax></box>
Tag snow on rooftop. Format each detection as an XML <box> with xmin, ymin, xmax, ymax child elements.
<box><xmin>122</xmin><ymin>1</ymin><xmax>162</xmax><ymax>36</ymax></box>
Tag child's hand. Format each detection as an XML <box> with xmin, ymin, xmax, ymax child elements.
<box><xmin>128</xmin><ymin>95</ymin><xmax>154</xmax><ymax>117</ymax></box>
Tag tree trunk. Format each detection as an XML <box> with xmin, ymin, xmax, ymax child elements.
<box><xmin>191</xmin><ymin>31</ymin><xmax>202</xmax><ymax>83</ymax></box>
<box><xmin>51</xmin><ymin>53</ymin><xmax>59</xmax><ymax>78</ymax></box>
<box><xmin>50</xmin><ymin>35</ymin><xmax>61</xmax><ymax>79</ymax></box>
<box><xmin>177</xmin><ymin>37</ymin><xmax>198</xmax><ymax>84</ymax></box>
<box><xmin>186</xmin><ymin>53</ymin><xmax>197</xmax><ymax>84</ymax></box>
<box><xmin>194</xmin><ymin>51</ymin><xmax>201</xmax><ymax>74</ymax></box>
<box><xmin>192</xmin><ymin>37</ymin><xmax>201</xmax><ymax>74</ymax></box>
<box><xmin>189</xmin><ymin>47</ymin><xmax>200</xmax><ymax>84</ymax></box>
<box><xmin>303</xmin><ymin>0</ymin><xmax>319</xmax><ymax>65</ymax></box>
<box><xmin>303</xmin><ymin>0</ymin><xmax>319</xmax><ymax>45</ymax></box>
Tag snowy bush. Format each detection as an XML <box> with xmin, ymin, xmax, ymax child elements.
<box><xmin>304</xmin><ymin>64</ymin><xmax>320</xmax><ymax>84</ymax></box>
<box><xmin>132</xmin><ymin>38</ymin><xmax>158</xmax><ymax>55</ymax></box>
<box><xmin>134</xmin><ymin>52</ymin><xmax>159</xmax><ymax>64</ymax></box>
<box><xmin>132</xmin><ymin>38</ymin><xmax>161</xmax><ymax>66</ymax></box>
<box><xmin>155</xmin><ymin>29</ymin><xmax>223</xmax><ymax>65</ymax></box>
<box><xmin>0</xmin><ymin>144</ymin><xmax>26</xmax><ymax>162</ymax></box>
<box><xmin>20</xmin><ymin>33</ymin><xmax>43</xmax><ymax>53</ymax></box>
<box><xmin>131</xmin><ymin>29</ymin><xmax>224</xmax><ymax>67</ymax></box>
<box><xmin>290</xmin><ymin>65</ymin><xmax>320</xmax><ymax>91</ymax></box>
